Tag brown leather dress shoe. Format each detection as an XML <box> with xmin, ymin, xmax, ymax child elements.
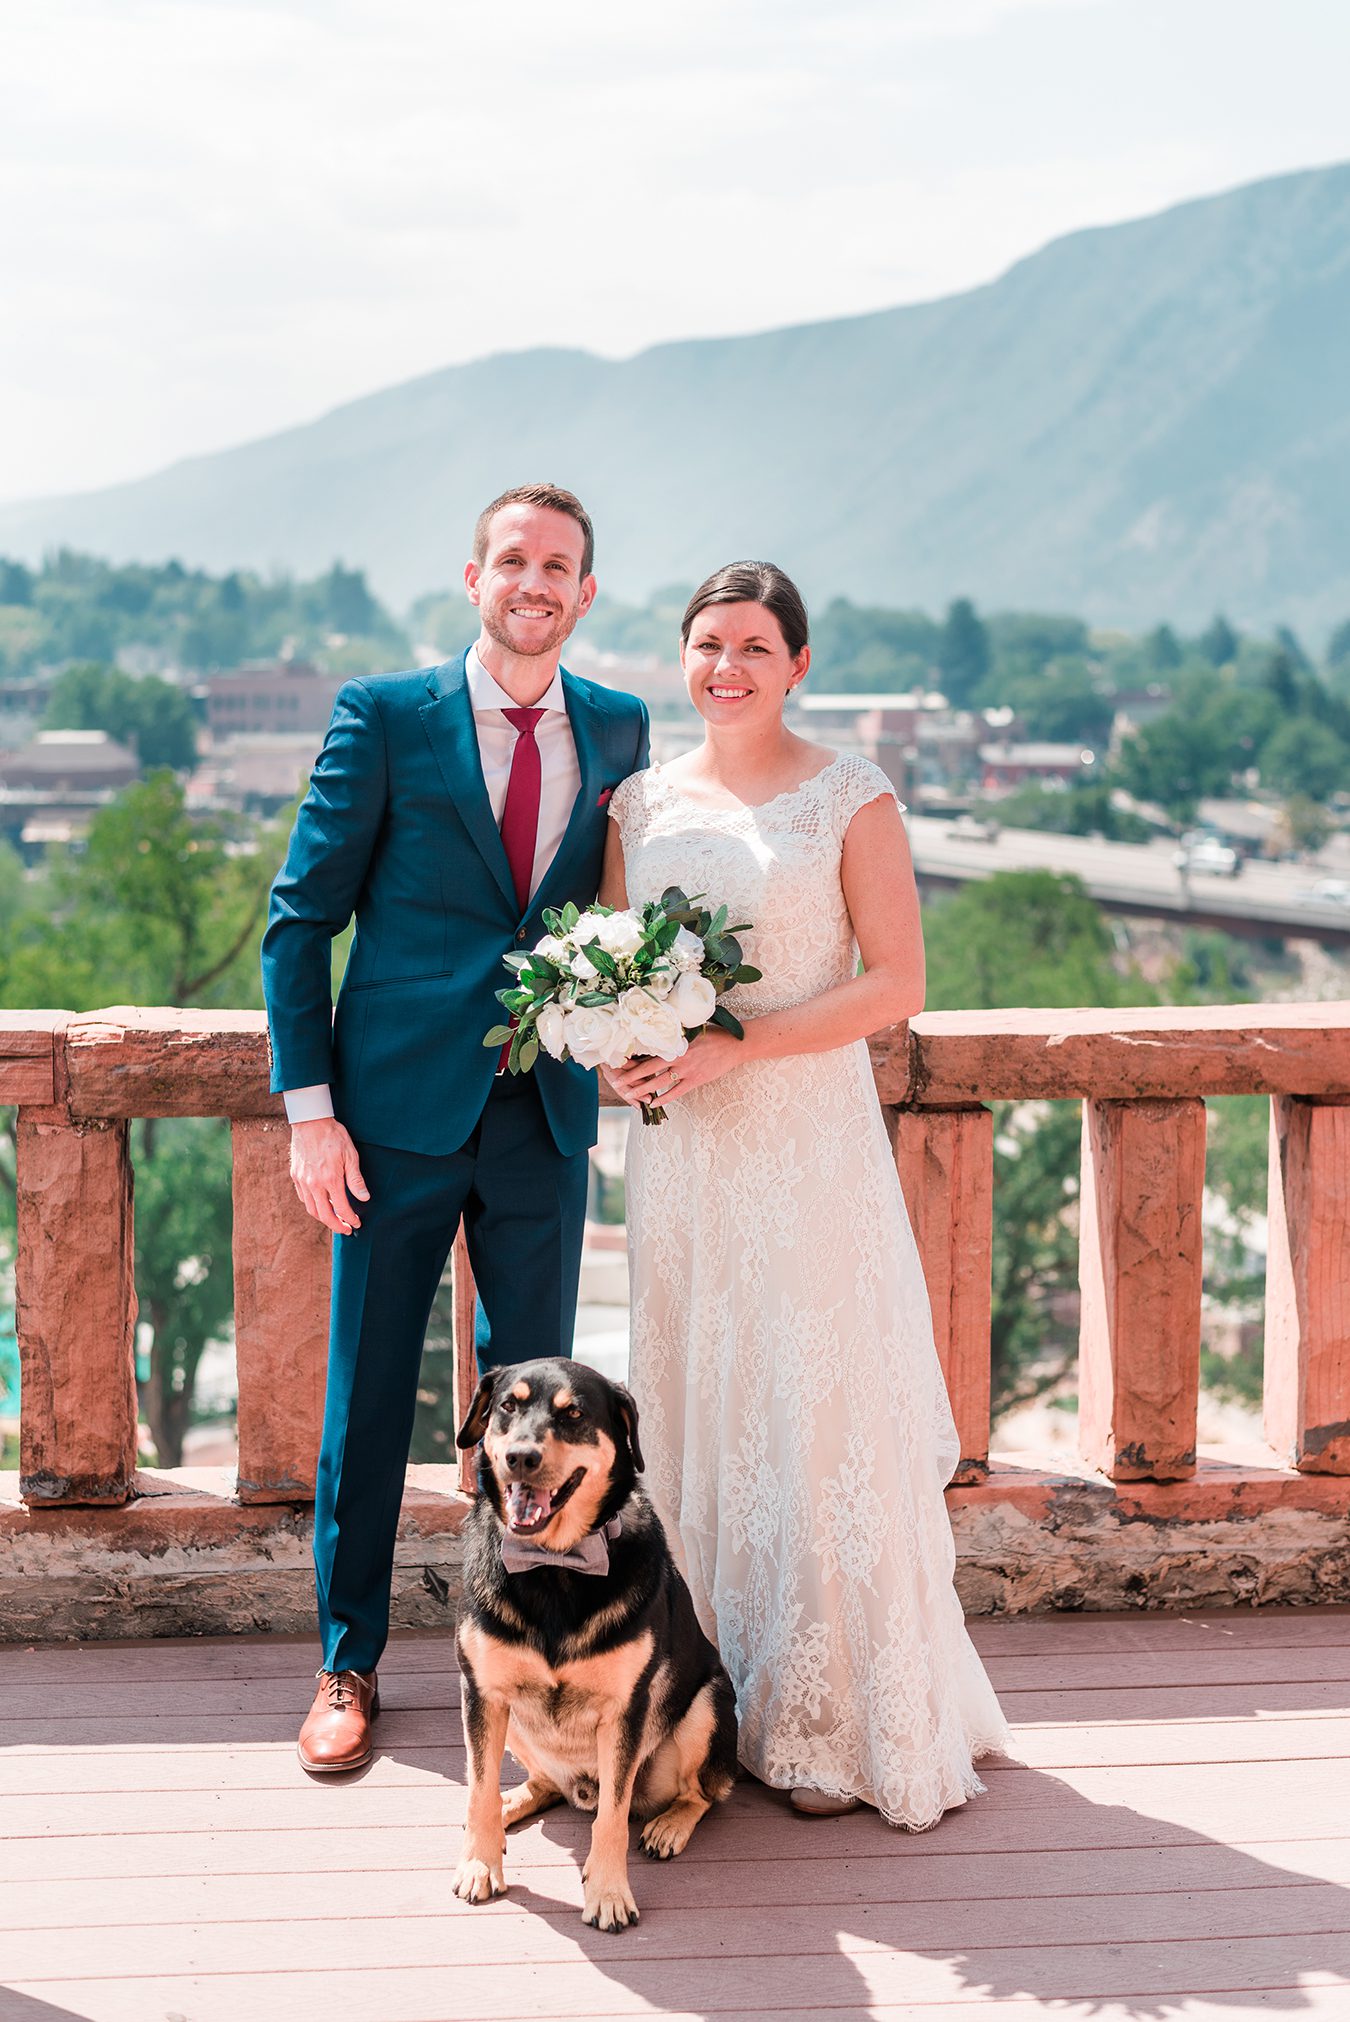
<box><xmin>297</xmin><ymin>1668</ymin><xmax>380</xmax><ymax>1773</ymax></box>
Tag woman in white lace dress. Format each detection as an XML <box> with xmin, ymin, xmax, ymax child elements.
<box><xmin>600</xmin><ymin>562</ymin><xmax>1009</xmax><ymax>1826</ymax></box>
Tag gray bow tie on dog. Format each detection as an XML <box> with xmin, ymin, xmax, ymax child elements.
<box><xmin>500</xmin><ymin>1515</ymin><xmax>623</xmax><ymax>1576</ymax></box>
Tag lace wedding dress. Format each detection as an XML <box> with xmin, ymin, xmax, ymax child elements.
<box><xmin>609</xmin><ymin>752</ymin><xmax>1010</xmax><ymax>1827</ymax></box>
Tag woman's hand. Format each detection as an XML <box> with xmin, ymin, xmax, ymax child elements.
<box><xmin>606</xmin><ymin>1025</ymin><xmax>746</xmax><ymax>1109</ymax></box>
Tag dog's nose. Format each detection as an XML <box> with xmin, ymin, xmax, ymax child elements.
<box><xmin>505</xmin><ymin>1444</ymin><xmax>543</xmax><ymax>1476</ymax></box>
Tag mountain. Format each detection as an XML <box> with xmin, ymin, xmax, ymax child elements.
<box><xmin>5</xmin><ymin>162</ymin><xmax>1350</xmax><ymax>637</ymax></box>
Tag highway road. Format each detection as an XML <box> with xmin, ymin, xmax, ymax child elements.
<box><xmin>907</xmin><ymin>817</ymin><xmax>1350</xmax><ymax>945</ymax></box>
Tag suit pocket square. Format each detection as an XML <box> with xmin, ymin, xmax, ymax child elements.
<box><xmin>596</xmin><ymin>785</ymin><xmax>615</xmax><ymax>807</ymax></box>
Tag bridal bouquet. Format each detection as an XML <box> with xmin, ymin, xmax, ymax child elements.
<box><xmin>483</xmin><ymin>888</ymin><xmax>759</xmax><ymax>1124</ymax></box>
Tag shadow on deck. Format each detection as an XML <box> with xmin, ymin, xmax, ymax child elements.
<box><xmin>5</xmin><ymin>1609</ymin><xmax>1350</xmax><ymax>2021</ymax></box>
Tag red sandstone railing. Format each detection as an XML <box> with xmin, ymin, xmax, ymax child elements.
<box><xmin>7</xmin><ymin>1004</ymin><xmax>1350</xmax><ymax>1531</ymax></box>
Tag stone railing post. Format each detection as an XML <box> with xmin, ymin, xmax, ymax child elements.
<box><xmin>1265</xmin><ymin>1096</ymin><xmax>1350</xmax><ymax>1473</ymax></box>
<box><xmin>453</xmin><ymin>1229</ymin><xmax>479</xmax><ymax>1496</ymax></box>
<box><xmin>1078</xmin><ymin>1097</ymin><xmax>1206</xmax><ymax>1480</ymax></box>
<box><xmin>892</xmin><ymin>1105</ymin><xmax>993</xmax><ymax>1482</ymax></box>
<box><xmin>17</xmin><ymin>1116</ymin><xmax>140</xmax><ymax>1506</ymax></box>
<box><xmin>231</xmin><ymin>1117</ymin><xmax>330</xmax><ymax>1502</ymax></box>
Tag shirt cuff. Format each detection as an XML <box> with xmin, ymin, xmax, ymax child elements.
<box><xmin>283</xmin><ymin>1084</ymin><xmax>335</xmax><ymax>1124</ymax></box>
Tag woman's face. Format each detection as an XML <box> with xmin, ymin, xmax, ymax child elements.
<box><xmin>680</xmin><ymin>600</ymin><xmax>810</xmax><ymax>731</ymax></box>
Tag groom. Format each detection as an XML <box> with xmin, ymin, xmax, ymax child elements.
<box><xmin>261</xmin><ymin>484</ymin><xmax>649</xmax><ymax>1772</ymax></box>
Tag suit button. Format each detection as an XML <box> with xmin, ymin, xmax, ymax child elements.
<box><xmin>516</xmin><ymin>929</ymin><xmax>526</xmax><ymax>943</ymax></box>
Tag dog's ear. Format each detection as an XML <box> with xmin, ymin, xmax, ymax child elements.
<box><xmin>611</xmin><ymin>1382</ymin><xmax>645</xmax><ymax>1474</ymax></box>
<box><xmin>456</xmin><ymin>1371</ymin><xmax>500</xmax><ymax>1450</ymax></box>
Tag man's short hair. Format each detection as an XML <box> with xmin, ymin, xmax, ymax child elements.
<box><xmin>473</xmin><ymin>484</ymin><xmax>595</xmax><ymax>579</ymax></box>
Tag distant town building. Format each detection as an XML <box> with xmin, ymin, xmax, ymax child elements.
<box><xmin>0</xmin><ymin>730</ymin><xmax>139</xmax><ymax>793</ymax></box>
<box><xmin>204</xmin><ymin>662</ymin><xmax>345</xmax><ymax>740</ymax></box>
<box><xmin>979</xmin><ymin>741</ymin><xmax>1098</xmax><ymax>790</ymax></box>
<box><xmin>187</xmin><ymin>735</ymin><xmax>321</xmax><ymax>817</ymax></box>
<box><xmin>0</xmin><ymin>731</ymin><xmax>140</xmax><ymax>853</ymax></box>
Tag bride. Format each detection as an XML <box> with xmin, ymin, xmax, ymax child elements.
<box><xmin>599</xmin><ymin>560</ymin><xmax>1009</xmax><ymax>1825</ymax></box>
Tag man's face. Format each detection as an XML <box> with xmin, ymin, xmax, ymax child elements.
<box><xmin>466</xmin><ymin>505</ymin><xmax>596</xmax><ymax>660</ymax></box>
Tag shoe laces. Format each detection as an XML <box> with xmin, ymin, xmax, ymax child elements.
<box><xmin>317</xmin><ymin>1669</ymin><xmax>365</xmax><ymax>1711</ymax></box>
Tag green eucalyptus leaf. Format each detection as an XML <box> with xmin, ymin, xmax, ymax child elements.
<box><xmin>711</xmin><ymin>1005</ymin><xmax>745</xmax><ymax>1040</ymax></box>
<box><xmin>561</xmin><ymin>901</ymin><xmax>580</xmax><ymax>932</ymax></box>
<box><xmin>483</xmin><ymin>1025</ymin><xmax>515</xmax><ymax>1046</ymax></box>
<box><xmin>733</xmin><ymin>964</ymin><xmax>763</xmax><ymax>984</ymax></box>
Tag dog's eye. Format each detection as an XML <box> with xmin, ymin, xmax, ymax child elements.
<box><xmin>562</xmin><ymin>1403</ymin><xmax>583</xmax><ymax>1421</ymax></box>
<box><xmin>498</xmin><ymin>1397</ymin><xmax>517</xmax><ymax>1417</ymax></box>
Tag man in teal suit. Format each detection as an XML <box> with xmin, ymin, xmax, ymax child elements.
<box><xmin>261</xmin><ymin>484</ymin><xmax>648</xmax><ymax>1771</ymax></box>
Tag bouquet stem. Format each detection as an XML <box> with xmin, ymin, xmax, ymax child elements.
<box><xmin>639</xmin><ymin>1101</ymin><xmax>667</xmax><ymax>1127</ymax></box>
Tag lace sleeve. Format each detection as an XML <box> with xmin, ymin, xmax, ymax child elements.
<box><xmin>607</xmin><ymin>767</ymin><xmax>646</xmax><ymax>847</ymax></box>
<box><xmin>828</xmin><ymin>753</ymin><xmax>905</xmax><ymax>842</ymax></box>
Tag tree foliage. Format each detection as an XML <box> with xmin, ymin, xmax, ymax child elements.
<box><xmin>44</xmin><ymin>661</ymin><xmax>198</xmax><ymax>771</ymax></box>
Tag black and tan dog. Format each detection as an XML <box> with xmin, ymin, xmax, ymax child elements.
<box><xmin>451</xmin><ymin>1357</ymin><xmax>737</xmax><ymax>1932</ymax></box>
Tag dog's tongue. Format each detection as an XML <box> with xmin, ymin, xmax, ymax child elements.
<box><xmin>505</xmin><ymin>1481</ymin><xmax>554</xmax><ymax>1532</ymax></box>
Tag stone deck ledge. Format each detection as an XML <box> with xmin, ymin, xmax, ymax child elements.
<box><xmin>4</xmin><ymin>1451</ymin><xmax>1345</xmax><ymax>1645</ymax></box>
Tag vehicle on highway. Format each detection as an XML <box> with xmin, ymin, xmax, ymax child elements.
<box><xmin>1173</xmin><ymin>833</ymin><xmax>1241</xmax><ymax>877</ymax></box>
<box><xmin>1297</xmin><ymin>878</ymin><xmax>1350</xmax><ymax>908</ymax></box>
<box><xmin>948</xmin><ymin>814</ymin><xmax>1002</xmax><ymax>842</ymax></box>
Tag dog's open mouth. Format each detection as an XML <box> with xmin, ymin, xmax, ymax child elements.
<box><xmin>503</xmin><ymin>1468</ymin><xmax>586</xmax><ymax>1535</ymax></box>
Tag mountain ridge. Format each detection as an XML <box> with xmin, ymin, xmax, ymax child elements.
<box><xmin>5</xmin><ymin>159</ymin><xmax>1348</xmax><ymax>636</ymax></box>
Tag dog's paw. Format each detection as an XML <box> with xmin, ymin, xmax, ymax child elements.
<box><xmin>452</xmin><ymin>1853</ymin><xmax>505</xmax><ymax>1904</ymax></box>
<box><xmin>582</xmin><ymin>1871</ymin><xmax>640</xmax><ymax>1932</ymax></box>
<box><xmin>640</xmin><ymin>1802</ymin><xmax>700</xmax><ymax>1861</ymax></box>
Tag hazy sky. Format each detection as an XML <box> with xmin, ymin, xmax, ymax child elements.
<box><xmin>4</xmin><ymin>0</ymin><xmax>1348</xmax><ymax>505</ymax></box>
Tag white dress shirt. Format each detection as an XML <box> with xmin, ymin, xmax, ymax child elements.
<box><xmin>283</xmin><ymin>644</ymin><xmax>581</xmax><ymax>1124</ymax></box>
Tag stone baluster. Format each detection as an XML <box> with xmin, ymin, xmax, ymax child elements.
<box><xmin>892</xmin><ymin>1105</ymin><xmax>993</xmax><ymax>1482</ymax></box>
<box><xmin>17</xmin><ymin>1116</ymin><xmax>140</xmax><ymax>1506</ymax></box>
<box><xmin>231</xmin><ymin>1117</ymin><xmax>330</xmax><ymax>1503</ymax></box>
<box><xmin>453</xmin><ymin>1229</ymin><xmax>479</xmax><ymax>1496</ymax></box>
<box><xmin>1078</xmin><ymin>1097</ymin><xmax>1206</xmax><ymax>1480</ymax></box>
<box><xmin>1265</xmin><ymin>1095</ymin><xmax>1350</xmax><ymax>1473</ymax></box>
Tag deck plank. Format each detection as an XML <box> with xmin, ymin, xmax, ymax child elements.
<box><xmin>12</xmin><ymin>1712</ymin><xmax>1350</xmax><ymax>1793</ymax></box>
<box><xmin>3</xmin><ymin>1611</ymin><xmax>1349</xmax><ymax>2021</ymax></box>
<box><xmin>7</xmin><ymin>1837</ymin><xmax>1350</xmax><ymax>1930</ymax></box>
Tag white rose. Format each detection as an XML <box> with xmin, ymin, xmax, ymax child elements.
<box><xmin>571</xmin><ymin>910</ymin><xmax>608</xmax><ymax>947</ymax></box>
<box><xmin>563</xmin><ymin>1004</ymin><xmax>633</xmax><ymax>1071</ymax></box>
<box><xmin>571</xmin><ymin>947</ymin><xmax>599</xmax><ymax>982</ymax></box>
<box><xmin>670</xmin><ymin>970</ymin><xmax>717</xmax><ymax>1029</ymax></box>
<box><xmin>672</xmin><ymin>926</ymin><xmax>705</xmax><ymax>971</ymax></box>
<box><xmin>642</xmin><ymin>962</ymin><xmax>677</xmax><ymax>997</ymax></box>
<box><xmin>591</xmin><ymin>909</ymin><xmax>645</xmax><ymax>959</ymax></box>
<box><xmin>533</xmin><ymin>933</ymin><xmax>570</xmax><ymax>965</ymax></box>
<box><xmin>535</xmin><ymin>1001</ymin><xmax>569</xmax><ymax>1060</ymax></box>
<box><xmin>619</xmin><ymin>987</ymin><xmax>688</xmax><ymax>1063</ymax></box>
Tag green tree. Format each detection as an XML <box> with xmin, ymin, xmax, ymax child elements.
<box><xmin>1326</xmin><ymin>618</ymin><xmax>1350</xmax><ymax>679</ymax></box>
<box><xmin>924</xmin><ymin>871</ymin><xmax>1155</xmax><ymax>1418</ymax></box>
<box><xmin>924</xmin><ymin>870</ymin><xmax>1153</xmax><ymax>1013</ymax></box>
<box><xmin>0</xmin><ymin>774</ymin><xmax>273</xmax><ymax>1011</ymax></box>
<box><xmin>1260</xmin><ymin>717</ymin><xmax>1350</xmax><ymax>803</ymax></box>
<box><xmin>936</xmin><ymin>597</ymin><xmax>990</xmax><ymax>706</ymax></box>
<box><xmin>1198</xmin><ymin>614</ymin><xmax>1239</xmax><ymax>667</ymax></box>
<box><xmin>0</xmin><ymin>778</ymin><xmax>283</xmax><ymax>1467</ymax></box>
<box><xmin>44</xmin><ymin>662</ymin><xmax>198</xmax><ymax>772</ymax></box>
<box><xmin>1143</xmin><ymin>623</ymin><xmax>1182</xmax><ymax>672</ymax></box>
<box><xmin>133</xmin><ymin>1117</ymin><xmax>235</xmax><ymax>1467</ymax></box>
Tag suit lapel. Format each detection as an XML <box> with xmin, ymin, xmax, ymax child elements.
<box><xmin>418</xmin><ymin>654</ymin><xmax>518</xmax><ymax>913</ymax></box>
<box><xmin>534</xmin><ymin>672</ymin><xmax>607</xmax><ymax>917</ymax></box>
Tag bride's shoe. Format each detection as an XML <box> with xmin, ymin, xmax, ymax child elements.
<box><xmin>789</xmin><ymin>1787</ymin><xmax>862</xmax><ymax>1817</ymax></box>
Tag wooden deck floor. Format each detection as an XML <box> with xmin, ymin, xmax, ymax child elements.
<box><xmin>4</xmin><ymin>1609</ymin><xmax>1350</xmax><ymax>2021</ymax></box>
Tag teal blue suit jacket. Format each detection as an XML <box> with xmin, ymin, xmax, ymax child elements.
<box><xmin>261</xmin><ymin>653</ymin><xmax>649</xmax><ymax>1158</ymax></box>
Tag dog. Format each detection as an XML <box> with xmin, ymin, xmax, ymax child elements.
<box><xmin>451</xmin><ymin>1357</ymin><xmax>738</xmax><ymax>1932</ymax></box>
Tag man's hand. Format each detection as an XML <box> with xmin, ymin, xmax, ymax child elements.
<box><xmin>290</xmin><ymin>1118</ymin><xmax>370</xmax><ymax>1234</ymax></box>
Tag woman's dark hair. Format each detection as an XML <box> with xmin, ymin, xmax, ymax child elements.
<box><xmin>680</xmin><ymin>561</ymin><xmax>809</xmax><ymax>659</ymax></box>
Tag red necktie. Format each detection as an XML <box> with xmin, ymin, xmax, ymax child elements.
<box><xmin>497</xmin><ymin>707</ymin><xmax>544</xmax><ymax>1072</ymax></box>
<box><xmin>499</xmin><ymin>707</ymin><xmax>545</xmax><ymax>911</ymax></box>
